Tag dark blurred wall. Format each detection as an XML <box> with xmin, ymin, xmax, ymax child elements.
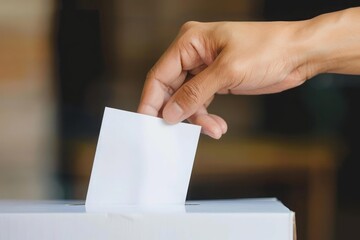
<box><xmin>53</xmin><ymin>1</ymin><xmax>263</xmax><ymax>199</ymax></box>
<box><xmin>55</xmin><ymin>0</ymin><xmax>112</xmax><ymax>198</ymax></box>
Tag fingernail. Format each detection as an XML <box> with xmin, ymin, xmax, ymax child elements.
<box><xmin>202</xmin><ymin>127</ymin><xmax>222</xmax><ymax>139</ymax></box>
<box><xmin>211</xmin><ymin>127</ymin><xmax>222</xmax><ymax>139</ymax></box>
<box><xmin>164</xmin><ymin>102</ymin><xmax>184</xmax><ymax>124</ymax></box>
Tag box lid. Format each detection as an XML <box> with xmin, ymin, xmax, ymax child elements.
<box><xmin>0</xmin><ymin>198</ymin><xmax>295</xmax><ymax>240</ymax></box>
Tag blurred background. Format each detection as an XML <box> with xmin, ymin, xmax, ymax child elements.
<box><xmin>0</xmin><ymin>0</ymin><xmax>359</xmax><ymax>239</ymax></box>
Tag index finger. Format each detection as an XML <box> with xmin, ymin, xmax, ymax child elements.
<box><xmin>137</xmin><ymin>42</ymin><xmax>186</xmax><ymax>117</ymax></box>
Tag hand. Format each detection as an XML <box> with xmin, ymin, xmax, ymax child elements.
<box><xmin>138</xmin><ymin>8</ymin><xmax>360</xmax><ymax>139</ymax></box>
<box><xmin>138</xmin><ymin>21</ymin><xmax>312</xmax><ymax>139</ymax></box>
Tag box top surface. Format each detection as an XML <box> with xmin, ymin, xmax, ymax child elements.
<box><xmin>0</xmin><ymin>198</ymin><xmax>290</xmax><ymax>214</ymax></box>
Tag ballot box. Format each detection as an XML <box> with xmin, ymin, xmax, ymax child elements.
<box><xmin>0</xmin><ymin>198</ymin><xmax>295</xmax><ymax>240</ymax></box>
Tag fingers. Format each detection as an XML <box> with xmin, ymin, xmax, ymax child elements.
<box><xmin>137</xmin><ymin>42</ymin><xmax>186</xmax><ymax>117</ymax></box>
<box><xmin>138</xmin><ymin>69</ymin><xmax>187</xmax><ymax>117</ymax></box>
<box><xmin>139</xmin><ymin>21</ymin><xmax>218</xmax><ymax>118</ymax></box>
<box><xmin>187</xmin><ymin>106</ymin><xmax>228</xmax><ymax>139</ymax></box>
<box><xmin>189</xmin><ymin>64</ymin><xmax>207</xmax><ymax>75</ymax></box>
<box><xmin>162</xmin><ymin>62</ymin><xmax>222</xmax><ymax>124</ymax></box>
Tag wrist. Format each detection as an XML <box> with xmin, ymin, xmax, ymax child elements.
<box><xmin>296</xmin><ymin>8</ymin><xmax>360</xmax><ymax>75</ymax></box>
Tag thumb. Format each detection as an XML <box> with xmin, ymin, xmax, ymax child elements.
<box><xmin>162</xmin><ymin>63</ymin><xmax>221</xmax><ymax>124</ymax></box>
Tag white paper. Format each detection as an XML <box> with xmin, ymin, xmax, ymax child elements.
<box><xmin>86</xmin><ymin>107</ymin><xmax>201</xmax><ymax>210</ymax></box>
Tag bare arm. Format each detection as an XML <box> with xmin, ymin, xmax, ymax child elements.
<box><xmin>138</xmin><ymin>7</ymin><xmax>360</xmax><ymax>139</ymax></box>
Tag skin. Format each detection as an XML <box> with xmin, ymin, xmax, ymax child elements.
<box><xmin>138</xmin><ymin>7</ymin><xmax>360</xmax><ymax>139</ymax></box>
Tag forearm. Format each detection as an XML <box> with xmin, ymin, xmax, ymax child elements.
<box><xmin>299</xmin><ymin>7</ymin><xmax>360</xmax><ymax>75</ymax></box>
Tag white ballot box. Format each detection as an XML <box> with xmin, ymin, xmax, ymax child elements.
<box><xmin>0</xmin><ymin>198</ymin><xmax>295</xmax><ymax>240</ymax></box>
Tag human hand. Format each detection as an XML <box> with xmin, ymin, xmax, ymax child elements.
<box><xmin>137</xmin><ymin>8</ymin><xmax>360</xmax><ymax>139</ymax></box>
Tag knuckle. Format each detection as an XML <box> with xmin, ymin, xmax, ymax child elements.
<box><xmin>227</xmin><ymin>60</ymin><xmax>242</xmax><ymax>78</ymax></box>
<box><xmin>218</xmin><ymin>58</ymin><xmax>244</xmax><ymax>89</ymax></box>
<box><xmin>146</xmin><ymin>67</ymin><xmax>157</xmax><ymax>81</ymax></box>
<box><xmin>178</xmin><ymin>82</ymin><xmax>201</xmax><ymax>108</ymax></box>
<box><xmin>180</xmin><ymin>21</ymin><xmax>199</xmax><ymax>33</ymax></box>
